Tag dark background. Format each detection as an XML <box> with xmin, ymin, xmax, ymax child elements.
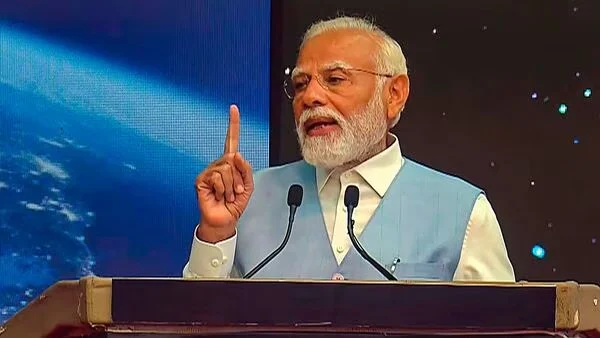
<box><xmin>270</xmin><ymin>0</ymin><xmax>600</xmax><ymax>283</ymax></box>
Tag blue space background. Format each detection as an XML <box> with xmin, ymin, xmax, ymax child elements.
<box><xmin>0</xmin><ymin>0</ymin><xmax>271</xmax><ymax>322</ymax></box>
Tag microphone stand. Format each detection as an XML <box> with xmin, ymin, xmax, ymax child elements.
<box><xmin>243</xmin><ymin>184</ymin><xmax>303</xmax><ymax>279</ymax></box>
<box><xmin>347</xmin><ymin>206</ymin><xmax>397</xmax><ymax>281</ymax></box>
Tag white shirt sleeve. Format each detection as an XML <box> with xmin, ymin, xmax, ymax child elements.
<box><xmin>182</xmin><ymin>224</ymin><xmax>237</xmax><ymax>278</ymax></box>
<box><xmin>453</xmin><ymin>194</ymin><xmax>516</xmax><ymax>282</ymax></box>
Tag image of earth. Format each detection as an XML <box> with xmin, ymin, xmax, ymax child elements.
<box><xmin>0</xmin><ymin>13</ymin><xmax>270</xmax><ymax>324</ymax></box>
<box><xmin>0</xmin><ymin>83</ymin><xmax>204</xmax><ymax>323</ymax></box>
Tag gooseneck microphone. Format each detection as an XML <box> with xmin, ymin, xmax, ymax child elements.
<box><xmin>344</xmin><ymin>185</ymin><xmax>397</xmax><ymax>281</ymax></box>
<box><xmin>243</xmin><ymin>184</ymin><xmax>303</xmax><ymax>279</ymax></box>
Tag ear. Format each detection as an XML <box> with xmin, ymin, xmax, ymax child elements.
<box><xmin>386</xmin><ymin>74</ymin><xmax>410</xmax><ymax>124</ymax></box>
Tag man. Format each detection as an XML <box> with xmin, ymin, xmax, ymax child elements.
<box><xmin>183</xmin><ymin>16</ymin><xmax>515</xmax><ymax>281</ymax></box>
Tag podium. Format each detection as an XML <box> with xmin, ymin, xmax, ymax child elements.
<box><xmin>1</xmin><ymin>277</ymin><xmax>598</xmax><ymax>338</ymax></box>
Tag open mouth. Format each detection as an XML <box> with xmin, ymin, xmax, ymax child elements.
<box><xmin>304</xmin><ymin>117</ymin><xmax>339</xmax><ymax>135</ymax></box>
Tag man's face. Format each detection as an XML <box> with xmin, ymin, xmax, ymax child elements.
<box><xmin>292</xmin><ymin>29</ymin><xmax>390</xmax><ymax>169</ymax></box>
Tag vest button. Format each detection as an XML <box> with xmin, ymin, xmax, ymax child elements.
<box><xmin>332</xmin><ymin>273</ymin><xmax>345</xmax><ymax>281</ymax></box>
<box><xmin>336</xmin><ymin>245</ymin><xmax>344</xmax><ymax>253</ymax></box>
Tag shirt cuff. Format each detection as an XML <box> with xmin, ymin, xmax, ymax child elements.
<box><xmin>182</xmin><ymin>224</ymin><xmax>237</xmax><ymax>278</ymax></box>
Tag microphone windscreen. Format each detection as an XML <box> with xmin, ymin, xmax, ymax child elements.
<box><xmin>287</xmin><ymin>184</ymin><xmax>303</xmax><ymax>207</ymax></box>
<box><xmin>344</xmin><ymin>185</ymin><xmax>359</xmax><ymax>208</ymax></box>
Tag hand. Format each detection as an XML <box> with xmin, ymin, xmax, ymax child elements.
<box><xmin>194</xmin><ymin>105</ymin><xmax>254</xmax><ymax>243</ymax></box>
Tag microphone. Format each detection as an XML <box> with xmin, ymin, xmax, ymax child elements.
<box><xmin>344</xmin><ymin>185</ymin><xmax>397</xmax><ymax>281</ymax></box>
<box><xmin>243</xmin><ymin>184</ymin><xmax>303</xmax><ymax>279</ymax></box>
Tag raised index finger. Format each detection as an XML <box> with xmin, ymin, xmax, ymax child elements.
<box><xmin>224</xmin><ymin>104</ymin><xmax>240</xmax><ymax>154</ymax></box>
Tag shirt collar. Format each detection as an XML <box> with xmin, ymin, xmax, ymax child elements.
<box><xmin>315</xmin><ymin>133</ymin><xmax>404</xmax><ymax>197</ymax></box>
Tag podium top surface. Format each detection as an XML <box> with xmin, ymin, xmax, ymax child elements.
<box><xmin>1</xmin><ymin>277</ymin><xmax>599</xmax><ymax>338</ymax></box>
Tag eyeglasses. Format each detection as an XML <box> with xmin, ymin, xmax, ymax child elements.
<box><xmin>283</xmin><ymin>66</ymin><xmax>393</xmax><ymax>100</ymax></box>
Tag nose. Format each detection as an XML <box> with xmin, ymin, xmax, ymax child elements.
<box><xmin>300</xmin><ymin>77</ymin><xmax>327</xmax><ymax>109</ymax></box>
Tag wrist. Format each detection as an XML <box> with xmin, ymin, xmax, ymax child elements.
<box><xmin>196</xmin><ymin>222</ymin><xmax>236</xmax><ymax>243</ymax></box>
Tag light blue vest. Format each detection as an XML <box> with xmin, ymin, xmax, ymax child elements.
<box><xmin>234</xmin><ymin>158</ymin><xmax>482</xmax><ymax>281</ymax></box>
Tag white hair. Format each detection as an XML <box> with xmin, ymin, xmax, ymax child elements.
<box><xmin>300</xmin><ymin>16</ymin><xmax>408</xmax><ymax>127</ymax></box>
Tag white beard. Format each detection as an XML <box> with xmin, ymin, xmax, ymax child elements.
<box><xmin>296</xmin><ymin>89</ymin><xmax>388</xmax><ymax>170</ymax></box>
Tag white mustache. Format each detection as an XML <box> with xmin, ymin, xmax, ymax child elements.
<box><xmin>298</xmin><ymin>107</ymin><xmax>344</xmax><ymax>130</ymax></box>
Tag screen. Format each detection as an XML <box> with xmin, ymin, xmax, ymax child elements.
<box><xmin>0</xmin><ymin>0</ymin><xmax>270</xmax><ymax>322</ymax></box>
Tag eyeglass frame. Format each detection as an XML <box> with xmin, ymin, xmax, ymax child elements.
<box><xmin>283</xmin><ymin>64</ymin><xmax>395</xmax><ymax>100</ymax></box>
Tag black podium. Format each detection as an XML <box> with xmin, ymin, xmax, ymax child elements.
<box><xmin>1</xmin><ymin>277</ymin><xmax>598</xmax><ymax>338</ymax></box>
